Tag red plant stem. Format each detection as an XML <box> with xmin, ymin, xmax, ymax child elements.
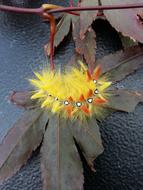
<box><xmin>43</xmin><ymin>13</ymin><xmax>56</xmax><ymax>71</ymax></box>
<box><xmin>68</xmin><ymin>11</ymin><xmax>79</xmax><ymax>16</ymax></box>
<box><xmin>0</xmin><ymin>5</ymin><xmax>43</xmax><ymax>15</ymax></box>
<box><xmin>49</xmin><ymin>15</ymin><xmax>56</xmax><ymax>71</ymax></box>
<box><xmin>0</xmin><ymin>4</ymin><xmax>79</xmax><ymax>16</ymax></box>
<box><xmin>1</xmin><ymin>3</ymin><xmax>143</xmax><ymax>15</ymax></box>
<box><xmin>47</xmin><ymin>3</ymin><xmax>143</xmax><ymax>14</ymax></box>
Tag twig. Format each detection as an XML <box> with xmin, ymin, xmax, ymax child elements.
<box><xmin>1</xmin><ymin>3</ymin><xmax>143</xmax><ymax>15</ymax></box>
<box><xmin>0</xmin><ymin>5</ymin><xmax>43</xmax><ymax>15</ymax></box>
<box><xmin>43</xmin><ymin>13</ymin><xmax>56</xmax><ymax>71</ymax></box>
<box><xmin>47</xmin><ymin>3</ymin><xmax>143</xmax><ymax>14</ymax></box>
<box><xmin>0</xmin><ymin>4</ymin><xmax>79</xmax><ymax>16</ymax></box>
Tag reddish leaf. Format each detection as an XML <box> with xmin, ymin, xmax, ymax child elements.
<box><xmin>70</xmin><ymin>118</ymin><xmax>104</xmax><ymax>169</ymax></box>
<box><xmin>0</xmin><ymin>109</ymin><xmax>48</xmax><ymax>183</ymax></box>
<box><xmin>95</xmin><ymin>45</ymin><xmax>143</xmax><ymax>82</ymax></box>
<box><xmin>94</xmin><ymin>89</ymin><xmax>143</xmax><ymax>121</ymax></box>
<box><xmin>107</xmin><ymin>52</ymin><xmax>143</xmax><ymax>83</ymax></box>
<box><xmin>101</xmin><ymin>0</ymin><xmax>143</xmax><ymax>42</ymax></box>
<box><xmin>105</xmin><ymin>89</ymin><xmax>143</xmax><ymax>112</ymax></box>
<box><xmin>41</xmin><ymin>115</ymin><xmax>84</xmax><ymax>190</ymax></box>
<box><xmin>137</xmin><ymin>11</ymin><xmax>143</xmax><ymax>22</ymax></box>
<box><xmin>9</xmin><ymin>91</ymin><xmax>38</xmax><ymax>109</ymax></box>
<box><xmin>46</xmin><ymin>14</ymin><xmax>72</xmax><ymax>55</ymax></box>
<box><xmin>80</xmin><ymin>0</ymin><xmax>99</xmax><ymax>39</ymax></box>
<box><xmin>73</xmin><ymin>22</ymin><xmax>96</xmax><ymax>71</ymax></box>
<box><xmin>68</xmin><ymin>53</ymin><xmax>84</xmax><ymax>66</ymax></box>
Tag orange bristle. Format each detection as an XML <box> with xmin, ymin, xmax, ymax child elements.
<box><xmin>65</xmin><ymin>105</ymin><xmax>73</xmax><ymax>117</ymax></box>
<box><xmin>80</xmin><ymin>105</ymin><xmax>90</xmax><ymax>115</ymax></box>
<box><xmin>93</xmin><ymin>65</ymin><xmax>101</xmax><ymax>80</ymax></box>
<box><xmin>94</xmin><ymin>97</ymin><xmax>107</xmax><ymax>104</ymax></box>
<box><xmin>79</xmin><ymin>94</ymin><xmax>85</xmax><ymax>101</ymax></box>
<box><xmin>68</xmin><ymin>96</ymin><xmax>73</xmax><ymax>102</ymax></box>
<box><xmin>87</xmin><ymin>89</ymin><xmax>93</xmax><ymax>98</ymax></box>
<box><xmin>86</xmin><ymin>70</ymin><xmax>92</xmax><ymax>81</ymax></box>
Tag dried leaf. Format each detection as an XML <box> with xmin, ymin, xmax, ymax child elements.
<box><xmin>101</xmin><ymin>0</ymin><xmax>143</xmax><ymax>42</ymax></box>
<box><xmin>9</xmin><ymin>91</ymin><xmax>38</xmax><ymax>109</ymax></box>
<box><xmin>70</xmin><ymin>118</ymin><xmax>104</xmax><ymax>167</ymax></box>
<box><xmin>79</xmin><ymin>0</ymin><xmax>99</xmax><ymax>39</ymax></box>
<box><xmin>0</xmin><ymin>109</ymin><xmax>48</xmax><ymax>183</ymax></box>
<box><xmin>41</xmin><ymin>115</ymin><xmax>83</xmax><ymax>190</ymax></box>
<box><xmin>105</xmin><ymin>89</ymin><xmax>143</xmax><ymax>112</ymax></box>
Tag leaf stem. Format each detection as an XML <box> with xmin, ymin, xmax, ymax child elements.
<box><xmin>0</xmin><ymin>5</ymin><xmax>44</xmax><ymax>15</ymax></box>
<box><xmin>47</xmin><ymin>3</ymin><xmax>143</xmax><ymax>14</ymax></box>
<box><xmin>43</xmin><ymin>13</ymin><xmax>56</xmax><ymax>71</ymax></box>
<box><xmin>1</xmin><ymin>3</ymin><xmax>143</xmax><ymax>15</ymax></box>
<box><xmin>0</xmin><ymin>4</ymin><xmax>79</xmax><ymax>16</ymax></box>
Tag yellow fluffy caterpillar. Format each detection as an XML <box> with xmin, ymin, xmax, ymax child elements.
<box><xmin>30</xmin><ymin>62</ymin><xmax>111</xmax><ymax>121</ymax></box>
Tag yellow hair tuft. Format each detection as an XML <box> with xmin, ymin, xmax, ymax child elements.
<box><xmin>30</xmin><ymin>62</ymin><xmax>111</xmax><ymax>121</ymax></box>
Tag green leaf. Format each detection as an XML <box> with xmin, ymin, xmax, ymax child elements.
<box><xmin>70</xmin><ymin>118</ymin><xmax>104</xmax><ymax>168</ymax></box>
<box><xmin>96</xmin><ymin>45</ymin><xmax>143</xmax><ymax>83</ymax></box>
<box><xmin>41</xmin><ymin>115</ymin><xmax>84</xmax><ymax>190</ymax></box>
<box><xmin>105</xmin><ymin>89</ymin><xmax>143</xmax><ymax>112</ymax></box>
<box><xmin>101</xmin><ymin>0</ymin><xmax>143</xmax><ymax>43</ymax></box>
<box><xmin>0</xmin><ymin>109</ymin><xmax>48</xmax><ymax>183</ymax></box>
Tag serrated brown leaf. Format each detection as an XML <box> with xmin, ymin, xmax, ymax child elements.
<box><xmin>46</xmin><ymin>14</ymin><xmax>72</xmax><ymax>55</ymax></box>
<box><xmin>41</xmin><ymin>115</ymin><xmax>83</xmax><ymax>190</ymax></box>
<box><xmin>95</xmin><ymin>45</ymin><xmax>143</xmax><ymax>82</ymax></box>
<box><xmin>80</xmin><ymin>0</ymin><xmax>99</xmax><ymax>39</ymax></box>
<box><xmin>73</xmin><ymin>21</ymin><xmax>96</xmax><ymax>70</ymax></box>
<box><xmin>107</xmin><ymin>54</ymin><xmax>143</xmax><ymax>83</ymax></box>
<box><xmin>68</xmin><ymin>52</ymin><xmax>84</xmax><ymax>66</ymax></box>
<box><xmin>137</xmin><ymin>11</ymin><xmax>143</xmax><ymax>22</ymax></box>
<box><xmin>105</xmin><ymin>89</ymin><xmax>143</xmax><ymax>112</ymax></box>
<box><xmin>70</xmin><ymin>118</ymin><xmax>104</xmax><ymax>168</ymax></box>
<box><xmin>9</xmin><ymin>91</ymin><xmax>38</xmax><ymax>109</ymax></box>
<box><xmin>0</xmin><ymin>109</ymin><xmax>48</xmax><ymax>183</ymax></box>
<box><xmin>96</xmin><ymin>89</ymin><xmax>143</xmax><ymax>121</ymax></box>
<box><xmin>101</xmin><ymin>0</ymin><xmax>143</xmax><ymax>42</ymax></box>
<box><xmin>96</xmin><ymin>45</ymin><xmax>143</xmax><ymax>73</ymax></box>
